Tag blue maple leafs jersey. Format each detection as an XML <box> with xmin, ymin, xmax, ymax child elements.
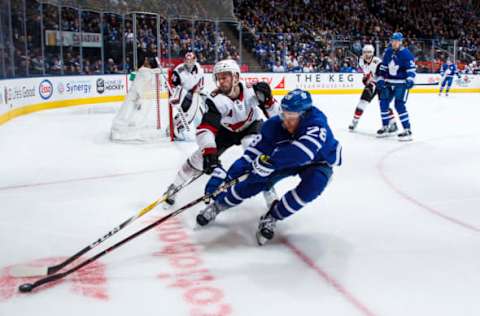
<box><xmin>244</xmin><ymin>107</ymin><xmax>342</xmax><ymax>170</ymax></box>
<box><xmin>440</xmin><ymin>63</ymin><xmax>459</xmax><ymax>77</ymax></box>
<box><xmin>378</xmin><ymin>46</ymin><xmax>416</xmax><ymax>83</ymax></box>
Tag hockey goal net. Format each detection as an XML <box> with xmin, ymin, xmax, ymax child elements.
<box><xmin>111</xmin><ymin>68</ymin><xmax>174</xmax><ymax>142</ymax></box>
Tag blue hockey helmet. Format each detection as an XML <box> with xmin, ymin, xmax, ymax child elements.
<box><xmin>280</xmin><ymin>89</ymin><xmax>313</xmax><ymax>113</ymax></box>
<box><xmin>391</xmin><ymin>32</ymin><xmax>404</xmax><ymax>41</ymax></box>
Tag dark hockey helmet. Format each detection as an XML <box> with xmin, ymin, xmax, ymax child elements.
<box><xmin>280</xmin><ymin>89</ymin><xmax>313</xmax><ymax>113</ymax></box>
<box><xmin>391</xmin><ymin>32</ymin><xmax>404</xmax><ymax>41</ymax></box>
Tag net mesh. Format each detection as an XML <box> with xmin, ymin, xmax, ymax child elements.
<box><xmin>111</xmin><ymin>69</ymin><xmax>171</xmax><ymax>142</ymax></box>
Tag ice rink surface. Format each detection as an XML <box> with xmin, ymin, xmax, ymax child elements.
<box><xmin>1</xmin><ymin>93</ymin><xmax>479</xmax><ymax>316</ymax></box>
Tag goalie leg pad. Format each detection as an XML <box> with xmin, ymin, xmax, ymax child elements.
<box><xmin>180</xmin><ymin>92</ymin><xmax>193</xmax><ymax>113</ymax></box>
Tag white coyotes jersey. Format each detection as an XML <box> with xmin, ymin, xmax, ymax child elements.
<box><xmin>209</xmin><ymin>82</ymin><xmax>277</xmax><ymax>132</ymax></box>
<box><xmin>359</xmin><ymin>56</ymin><xmax>381</xmax><ymax>82</ymax></box>
<box><xmin>196</xmin><ymin>82</ymin><xmax>280</xmax><ymax>151</ymax></box>
<box><xmin>172</xmin><ymin>62</ymin><xmax>205</xmax><ymax>92</ymax></box>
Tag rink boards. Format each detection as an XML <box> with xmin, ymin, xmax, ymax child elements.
<box><xmin>1</xmin><ymin>72</ymin><xmax>479</xmax><ymax>125</ymax></box>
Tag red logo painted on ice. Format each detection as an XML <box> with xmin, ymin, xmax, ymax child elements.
<box><xmin>0</xmin><ymin>257</ymin><xmax>109</xmax><ymax>300</ymax></box>
<box><xmin>146</xmin><ymin>217</ymin><xmax>233</xmax><ymax>316</ymax></box>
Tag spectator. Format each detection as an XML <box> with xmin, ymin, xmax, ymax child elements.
<box><xmin>272</xmin><ymin>60</ymin><xmax>285</xmax><ymax>72</ymax></box>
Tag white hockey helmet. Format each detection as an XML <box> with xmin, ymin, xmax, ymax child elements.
<box><xmin>213</xmin><ymin>59</ymin><xmax>241</xmax><ymax>80</ymax></box>
<box><xmin>362</xmin><ymin>44</ymin><xmax>375</xmax><ymax>58</ymax></box>
<box><xmin>213</xmin><ymin>59</ymin><xmax>241</xmax><ymax>94</ymax></box>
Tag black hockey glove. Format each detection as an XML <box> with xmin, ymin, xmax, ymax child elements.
<box><xmin>253</xmin><ymin>82</ymin><xmax>274</xmax><ymax>114</ymax></box>
<box><xmin>202</xmin><ymin>148</ymin><xmax>220</xmax><ymax>175</ymax></box>
<box><xmin>362</xmin><ymin>76</ymin><xmax>369</xmax><ymax>85</ymax></box>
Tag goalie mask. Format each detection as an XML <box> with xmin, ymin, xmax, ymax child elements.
<box><xmin>184</xmin><ymin>52</ymin><xmax>196</xmax><ymax>70</ymax></box>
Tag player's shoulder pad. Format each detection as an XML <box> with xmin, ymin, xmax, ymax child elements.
<box><xmin>204</xmin><ymin>96</ymin><xmax>221</xmax><ymax>115</ymax></box>
<box><xmin>206</xmin><ymin>90</ymin><xmax>231</xmax><ymax>114</ymax></box>
<box><xmin>174</xmin><ymin>63</ymin><xmax>186</xmax><ymax>73</ymax></box>
<box><xmin>400</xmin><ymin>47</ymin><xmax>414</xmax><ymax>59</ymax></box>
<box><xmin>191</xmin><ymin>64</ymin><xmax>200</xmax><ymax>74</ymax></box>
<box><xmin>209</xmin><ymin>88</ymin><xmax>222</xmax><ymax>98</ymax></box>
<box><xmin>195</xmin><ymin>63</ymin><xmax>204</xmax><ymax>73</ymax></box>
<box><xmin>260</xmin><ymin>115</ymin><xmax>283</xmax><ymax>137</ymax></box>
<box><xmin>300</xmin><ymin>108</ymin><xmax>326</xmax><ymax>129</ymax></box>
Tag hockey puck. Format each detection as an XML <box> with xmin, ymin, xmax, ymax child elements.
<box><xmin>18</xmin><ymin>283</ymin><xmax>34</xmax><ymax>293</ymax></box>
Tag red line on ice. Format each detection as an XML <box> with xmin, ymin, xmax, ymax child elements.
<box><xmin>0</xmin><ymin>169</ymin><xmax>166</xmax><ymax>191</ymax></box>
<box><xmin>377</xmin><ymin>144</ymin><xmax>480</xmax><ymax>232</ymax></box>
<box><xmin>282</xmin><ymin>239</ymin><xmax>377</xmax><ymax>316</ymax></box>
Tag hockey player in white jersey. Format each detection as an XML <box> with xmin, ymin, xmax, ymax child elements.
<box><xmin>162</xmin><ymin>59</ymin><xmax>280</xmax><ymax>206</ymax></box>
<box><xmin>463</xmin><ymin>61</ymin><xmax>478</xmax><ymax>74</ymax></box>
<box><xmin>168</xmin><ymin>52</ymin><xmax>206</xmax><ymax>140</ymax></box>
<box><xmin>348</xmin><ymin>45</ymin><xmax>397</xmax><ymax>132</ymax></box>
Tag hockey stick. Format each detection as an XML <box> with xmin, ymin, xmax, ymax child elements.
<box><xmin>158</xmin><ymin>68</ymin><xmax>192</xmax><ymax>133</ymax></box>
<box><xmin>18</xmin><ymin>174</ymin><xmax>245</xmax><ymax>293</ymax></box>
<box><xmin>415</xmin><ymin>82</ymin><xmax>439</xmax><ymax>86</ymax></box>
<box><xmin>10</xmin><ymin>173</ymin><xmax>203</xmax><ymax>278</ymax></box>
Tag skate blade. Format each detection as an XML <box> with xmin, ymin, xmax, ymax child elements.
<box><xmin>376</xmin><ymin>133</ymin><xmax>394</xmax><ymax>138</ymax></box>
<box><xmin>398</xmin><ymin>136</ymin><xmax>413</xmax><ymax>142</ymax></box>
<box><xmin>256</xmin><ymin>232</ymin><xmax>270</xmax><ymax>246</ymax></box>
<box><xmin>162</xmin><ymin>202</ymin><xmax>174</xmax><ymax>210</ymax></box>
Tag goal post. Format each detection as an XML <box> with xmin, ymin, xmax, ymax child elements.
<box><xmin>110</xmin><ymin>67</ymin><xmax>174</xmax><ymax>142</ymax></box>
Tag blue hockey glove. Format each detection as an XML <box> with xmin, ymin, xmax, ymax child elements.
<box><xmin>205</xmin><ymin>166</ymin><xmax>228</xmax><ymax>196</ymax></box>
<box><xmin>405</xmin><ymin>78</ymin><xmax>414</xmax><ymax>89</ymax></box>
<box><xmin>228</xmin><ymin>156</ymin><xmax>253</xmax><ymax>179</ymax></box>
<box><xmin>252</xmin><ymin>155</ymin><xmax>275</xmax><ymax>178</ymax></box>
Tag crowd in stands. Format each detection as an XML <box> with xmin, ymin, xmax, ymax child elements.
<box><xmin>5</xmin><ymin>1</ymin><xmax>239</xmax><ymax>77</ymax></box>
<box><xmin>235</xmin><ymin>0</ymin><xmax>480</xmax><ymax>72</ymax></box>
<box><xmin>2</xmin><ymin>0</ymin><xmax>479</xmax><ymax>78</ymax></box>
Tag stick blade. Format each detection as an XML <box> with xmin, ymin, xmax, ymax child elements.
<box><xmin>9</xmin><ymin>265</ymin><xmax>49</xmax><ymax>277</ymax></box>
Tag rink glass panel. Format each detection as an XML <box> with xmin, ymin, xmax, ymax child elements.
<box><xmin>43</xmin><ymin>3</ymin><xmax>62</xmax><ymax>75</ymax></box>
<box><xmin>192</xmin><ymin>20</ymin><xmax>217</xmax><ymax>65</ymax></box>
<box><xmin>83</xmin><ymin>10</ymin><xmax>102</xmax><ymax>75</ymax></box>
<box><xmin>61</xmin><ymin>6</ymin><xmax>81</xmax><ymax>75</ymax></box>
<box><xmin>102</xmin><ymin>12</ymin><xmax>123</xmax><ymax>74</ymax></box>
<box><xmin>0</xmin><ymin>0</ymin><xmax>473</xmax><ymax>78</ymax></box>
<box><xmin>26</xmin><ymin>0</ymin><xmax>43</xmax><ymax>76</ymax></box>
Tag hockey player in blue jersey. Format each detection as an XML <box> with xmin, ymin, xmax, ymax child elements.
<box><xmin>195</xmin><ymin>89</ymin><xmax>342</xmax><ymax>245</ymax></box>
<box><xmin>439</xmin><ymin>59</ymin><xmax>460</xmax><ymax>96</ymax></box>
<box><xmin>377</xmin><ymin>32</ymin><xmax>416</xmax><ymax>141</ymax></box>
